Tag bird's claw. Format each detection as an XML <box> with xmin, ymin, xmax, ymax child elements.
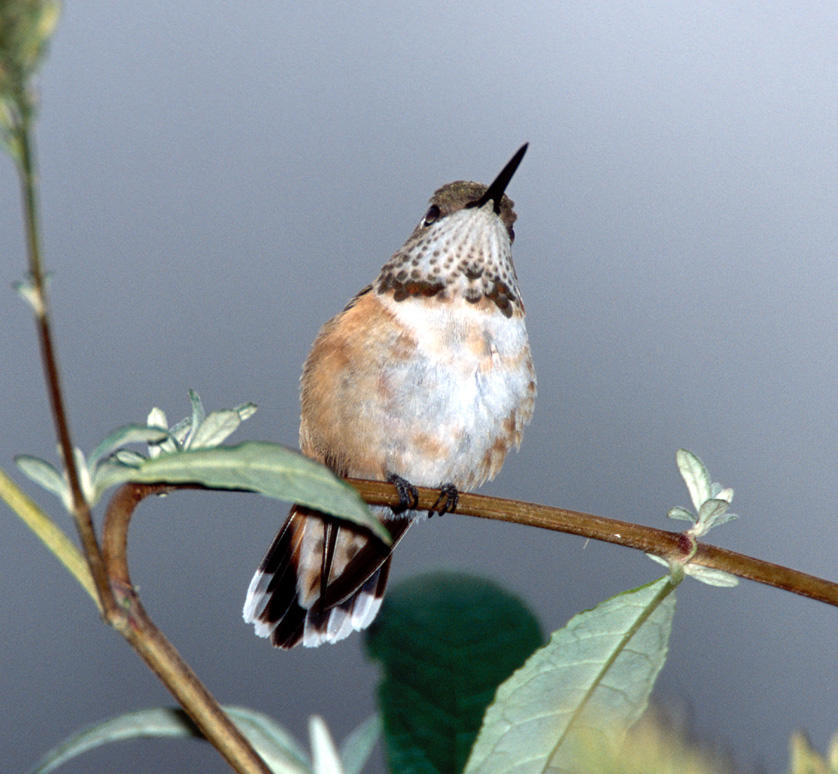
<box><xmin>387</xmin><ymin>473</ymin><xmax>419</xmax><ymax>513</ymax></box>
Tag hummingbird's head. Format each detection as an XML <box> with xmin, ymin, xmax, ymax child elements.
<box><xmin>376</xmin><ymin>144</ymin><xmax>528</xmax><ymax>318</ymax></box>
<box><xmin>418</xmin><ymin>179</ymin><xmax>518</xmax><ymax>243</ymax></box>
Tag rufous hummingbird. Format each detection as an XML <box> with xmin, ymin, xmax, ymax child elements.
<box><xmin>243</xmin><ymin>144</ymin><xmax>536</xmax><ymax>648</ymax></box>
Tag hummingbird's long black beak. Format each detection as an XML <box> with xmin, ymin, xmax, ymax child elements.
<box><xmin>472</xmin><ymin>142</ymin><xmax>528</xmax><ymax>213</ymax></box>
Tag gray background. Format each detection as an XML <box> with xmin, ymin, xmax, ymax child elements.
<box><xmin>2</xmin><ymin>2</ymin><xmax>837</xmax><ymax>771</ymax></box>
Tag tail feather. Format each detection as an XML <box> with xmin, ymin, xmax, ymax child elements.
<box><xmin>243</xmin><ymin>505</ymin><xmax>409</xmax><ymax>649</ymax></box>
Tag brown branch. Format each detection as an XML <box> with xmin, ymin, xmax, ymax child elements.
<box><xmin>17</xmin><ymin>125</ymin><xmax>114</xmax><ymax>618</ymax></box>
<box><xmin>13</xmin><ymin>92</ymin><xmax>265</xmax><ymax>771</ymax></box>
<box><xmin>103</xmin><ymin>483</ymin><xmax>271</xmax><ymax>774</ymax></box>
<box><xmin>84</xmin><ymin>469</ymin><xmax>838</xmax><ymax>773</ymax></box>
<box><xmin>347</xmin><ymin>478</ymin><xmax>838</xmax><ymax>608</ymax></box>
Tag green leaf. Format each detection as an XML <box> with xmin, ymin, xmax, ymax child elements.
<box><xmin>235</xmin><ymin>401</ymin><xmax>258</xmax><ymax>421</ymax></box>
<box><xmin>188</xmin><ymin>409</ymin><xmax>248</xmax><ymax>449</ymax></box>
<box><xmin>676</xmin><ymin>449</ymin><xmax>712</xmax><ymax>512</ymax></box>
<box><xmin>110</xmin><ymin>449</ymin><xmax>147</xmax><ymax>466</ymax></box>
<box><xmin>697</xmin><ymin>497</ymin><xmax>729</xmax><ymax>525</ymax></box>
<box><xmin>14</xmin><ymin>455</ymin><xmax>67</xmax><ymax>503</ymax></box>
<box><xmin>167</xmin><ymin>415</ymin><xmax>192</xmax><ymax>448</ymax></box>
<box><xmin>187</xmin><ymin>388</ymin><xmax>206</xmax><ymax>440</ymax></box>
<box><xmin>98</xmin><ymin>441</ymin><xmax>390</xmax><ymax>543</ymax></box>
<box><xmin>73</xmin><ymin>446</ymin><xmax>94</xmax><ymax>504</ymax></box>
<box><xmin>683</xmin><ymin>565</ymin><xmax>739</xmax><ymax>587</ymax></box>
<box><xmin>228</xmin><ymin>706</ymin><xmax>311</xmax><ymax>772</ymax></box>
<box><xmin>87</xmin><ymin>423</ymin><xmax>168</xmax><ymax>469</ymax></box>
<box><xmin>705</xmin><ymin>511</ymin><xmax>738</xmax><ymax>530</ymax></box>
<box><xmin>365</xmin><ymin>572</ymin><xmax>543</xmax><ymax>774</ymax></box>
<box><xmin>340</xmin><ymin>715</ymin><xmax>381</xmax><ymax>774</ymax></box>
<box><xmin>27</xmin><ymin>706</ymin><xmax>311</xmax><ymax>774</ymax></box>
<box><xmin>464</xmin><ymin>576</ymin><xmax>677</xmax><ymax>774</ymax></box>
<box><xmin>666</xmin><ymin>505</ymin><xmax>695</xmax><ymax>523</ymax></box>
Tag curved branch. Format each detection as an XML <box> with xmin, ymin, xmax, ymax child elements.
<box><xmin>347</xmin><ymin>478</ymin><xmax>838</xmax><ymax>607</ymax></box>
<box><xmin>91</xmin><ymin>469</ymin><xmax>838</xmax><ymax>773</ymax></box>
<box><xmin>102</xmin><ymin>483</ymin><xmax>271</xmax><ymax>774</ymax></box>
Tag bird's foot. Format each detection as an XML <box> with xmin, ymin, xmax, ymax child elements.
<box><xmin>387</xmin><ymin>473</ymin><xmax>419</xmax><ymax>513</ymax></box>
<box><xmin>430</xmin><ymin>483</ymin><xmax>459</xmax><ymax>517</ymax></box>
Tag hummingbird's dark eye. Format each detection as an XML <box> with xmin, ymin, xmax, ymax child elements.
<box><xmin>422</xmin><ymin>204</ymin><xmax>440</xmax><ymax>227</ymax></box>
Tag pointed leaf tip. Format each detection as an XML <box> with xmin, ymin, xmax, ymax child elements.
<box><xmin>676</xmin><ymin>449</ymin><xmax>712</xmax><ymax>512</ymax></box>
<box><xmin>465</xmin><ymin>577</ymin><xmax>676</xmax><ymax>773</ymax></box>
<box><xmin>15</xmin><ymin>455</ymin><xmax>67</xmax><ymax>502</ymax></box>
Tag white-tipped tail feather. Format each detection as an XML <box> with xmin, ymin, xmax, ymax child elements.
<box><xmin>243</xmin><ymin>563</ymin><xmax>386</xmax><ymax>647</ymax></box>
<box><xmin>242</xmin><ymin>504</ymin><xmax>404</xmax><ymax>649</ymax></box>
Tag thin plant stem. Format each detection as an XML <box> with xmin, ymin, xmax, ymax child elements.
<box><xmin>347</xmin><ymin>478</ymin><xmax>838</xmax><ymax>607</ymax></box>
<box><xmin>12</xmin><ymin>109</ymin><xmax>265</xmax><ymax>769</ymax></box>
<box><xmin>15</xmin><ymin>119</ymin><xmax>114</xmax><ymax>617</ymax></box>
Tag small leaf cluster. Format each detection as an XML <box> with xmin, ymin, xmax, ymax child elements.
<box><xmin>648</xmin><ymin>449</ymin><xmax>740</xmax><ymax>588</ymax></box>
<box><xmin>669</xmin><ymin>448</ymin><xmax>739</xmax><ymax>538</ymax></box>
<box><xmin>15</xmin><ymin>390</ymin><xmax>387</xmax><ymax>540</ymax></box>
<box><xmin>16</xmin><ymin>390</ymin><xmax>255</xmax><ymax>510</ymax></box>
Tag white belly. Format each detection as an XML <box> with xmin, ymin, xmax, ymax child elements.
<box><xmin>379</xmin><ymin>295</ymin><xmax>535</xmax><ymax>489</ymax></box>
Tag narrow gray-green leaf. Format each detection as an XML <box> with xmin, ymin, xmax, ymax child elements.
<box><xmin>684</xmin><ymin>565</ymin><xmax>740</xmax><ymax>587</ymax></box>
<box><xmin>189</xmin><ymin>388</ymin><xmax>206</xmax><ymax>423</ymax></box>
<box><xmin>235</xmin><ymin>401</ymin><xmax>258</xmax><ymax>421</ymax></box>
<box><xmin>15</xmin><ymin>455</ymin><xmax>67</xmax><ymax>501</ymax></box>
<box><xmin>168</xmin><ymin>415</ymin><xmax>192</xmax><ymax>448</ymax></box>
<box><xmin>697</xmin><ymin>497</ymin><xmax>729</xmax><ymax>525</ymax></box>
<box><xmin>110</xmin><ymin>449</ymin><xmax>148</xmax><ymax>466</ymax></box>
<box><xmin>223</xmin><ymin>706</ymin><xmax>311</xmax><ymax>771</ymax></box>
<box><xmin>186</xmin><ymin>388</ymin><xmax>206</xmax><ymax>446</ymax></box>
<box><xmin>666</xmin><ymin>505</ymin><xmax>695</xmax><ymax>523</ymax></box>
<box><xmin>88</xmin><ymin>424</ymin><xmax>169</xmax><ymax>469</ymax></box>
<box><xmin>676</xmin><ymin>449</ymin><xmax>711</xmax><ymax>512</ymax></box>
<box><xmin>27</xmin><ymin>706</ymin><xmax>311</xmax><ymax>774</ymax></box>
<box><xmin>645</xmin><ymin>553</ymin><xmax>670</xmax><ymax>570</ymax></box>
<box><xmin>127</xmin><ymin>442</ymin><xmax>389</xmax><ymax>542</ymax></box>
<box><xmin>705</xmin><ymin>511</ymin><xmax>739</xmax><ymax>530</ymax></box>
<box><xmin>465</xmin><ymin>577</ymin><xmax>677</xmax><ymax>774</ymax></box>
<box><xmin>340</xmin><ymin>715</ymin><xmax>381</xmax><ymax>774</ymax></box>
<box><xmin>73</xmin><ymin>447</ymin><xmax>94</xmax><ymax>505</ymax></box>
<box><xmin>89</xmin><ymin>460</ymin><xmax>144</xmax><ymax>498</ymax></box>
<box><xmin>188</xmin><ymin>409</ymin><xmax>245</xmax><ymax>449</ymax></box>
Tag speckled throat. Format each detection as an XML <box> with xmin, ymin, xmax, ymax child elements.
<box><xmin>375</xmin><ymin>181</ymin><xmax>523</xmax><ymax>318</ymax></box>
